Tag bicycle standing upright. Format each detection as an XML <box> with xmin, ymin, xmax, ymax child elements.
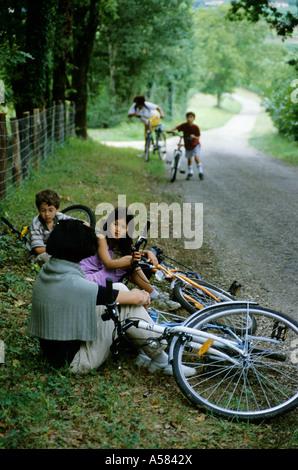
<box><xmin>144</xmin><ymin>123</ymin><xmax>167</xmax><ymax>162</ymax></box>
<box><xmin>167</xmin><ymin>131</ymin><xmax>185</xmax><ymax>182</ymax></box>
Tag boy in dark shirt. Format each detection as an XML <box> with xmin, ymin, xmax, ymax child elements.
<box><xmin>167</xmin><ymin>112</ymin><xmax>204</xmax><ymax>180</ymax></box>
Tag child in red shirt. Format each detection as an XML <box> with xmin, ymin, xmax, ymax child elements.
<box><xmin>167</xmin><ymin>112</ymin><xmax>204</xmax><ymax>180</ymax></box>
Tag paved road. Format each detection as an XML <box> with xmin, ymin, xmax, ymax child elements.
<box><xmin>165</xmin><ymin>95</ymin><xmax>298</xmax><ymax>319</ymax></box>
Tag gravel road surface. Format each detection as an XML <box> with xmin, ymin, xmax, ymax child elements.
<box><xmin>164</xmin><ymin>95</ymin><xmax>297</xmax><ymax>320</ymax></box>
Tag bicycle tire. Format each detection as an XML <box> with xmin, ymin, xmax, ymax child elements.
<box><xmin>170</xmin><ymin>151</ymin><xmax>180</xmax><ymax>183</ymax></box>
<box><xmin>173</xmin><ymin>278</ymin><xmax>234</xmax><ymax>312</ymax></box>
<box><xmin>145</xmin><ymin>133</ymin><xmax>151</xmax><ymax>162</ymax></box>
<box><xmin>157</xmin><ymin>133</ymin><xmax>167</xmax><ymax>161</ymax></box>
<box><xmin>61</xmin><ymin>205</ymin><xmax>96</xmax><ymax>228</ymax></box>
<box><xmin>172</xmin><ymin>303</ymin><xmax>298</xmax><ymax>421</ymax></box>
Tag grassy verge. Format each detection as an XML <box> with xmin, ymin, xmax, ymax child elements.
<box><xmin>0</xmin><ymin>137</ymin><xmax>297</xmax><ymax>450</ymax></box>
<box><xmin>235</xmin><ymin>87</ymin><xmax>297</xmax><ymax>166</ymax></box>
<box><xmin>249</xmin><ymin>111</ymin><xmax>298</xmax><ymax>166</ymax></box>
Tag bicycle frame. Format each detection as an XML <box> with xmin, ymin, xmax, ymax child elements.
<box><xmin>135</xmin><ymin>317</ymin><xmax>244</xmax><ymax>366</ymax></box>
<box><xmin>104</xmin><ymin>296</ymin><xmax>254</xmax><ymax>368</ymax></box>
<box><xmin>145</xmin><ymin>123</ymin><xmax>166</xmax><ymax>161</ymax></box>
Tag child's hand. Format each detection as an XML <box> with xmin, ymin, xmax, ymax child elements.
<box><xmin>132</xmin><ymin>251</ymin><xmax>142</xmax><ymax>263</ymax></box>
<box><xmin>144</xmin><ymin>250</ymin><xmax>158</xmax><ymax>267</ymax></box>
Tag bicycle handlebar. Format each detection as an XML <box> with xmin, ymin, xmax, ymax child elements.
<box><xmin>132</xmin><ymin>220</ymin><xmax>150</xmax><ymax>253</ymax></box>
<box><xmin>168</xmin><ymin>131</ymin><xmax>183</xmax><ymax>137</ymax></box>
<box><xmin>102</xmin><ymin>277</ymin><xmax>118</xmax><ymax>322</ymax></box>
<box><xmin>1</xmin><ymin>216</ymin><xmax>29</xmax><ymax>244</ymax></box>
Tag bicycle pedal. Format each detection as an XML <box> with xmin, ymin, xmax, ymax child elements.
<box><xmin>228</xmin><ymin>280</ymin><xmax>242</xmax><ymax>296</ymax></box>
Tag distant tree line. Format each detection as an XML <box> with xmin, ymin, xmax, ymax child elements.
<box><xmin>0</xmin><ymin>0</ymin><xmax>297</xmax><ymax>140</ymax></box>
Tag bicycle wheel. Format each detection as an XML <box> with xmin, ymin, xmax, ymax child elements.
<box><xmin>172</xmin><ymin>303</ymin><xmax>298</xmax><ymax>421</ymax></box>
<box><xmin>61</xmin><ymin>205</ymin><xmax>96</xmax><ymax>228</ymax></box>
<box><xmin>157</xmin><ymin>133</ymin><xmax>167</xmax><ymax>160</ymax></box>
<box><xmin>170</xmin><ymin>151</ymin><xmax>180</xmax><ymax>183</ymax></box>
<box><xmin>145</xmin><ymin>133</ymin><xmax>151</xmax><ymax>162</ymax></box>
<box><xmin>173</xmin><ymin>278</ymin><xmax>234</xmax><ymax>312</ymax></box>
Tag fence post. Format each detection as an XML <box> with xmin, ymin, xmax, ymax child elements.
<box><xmin>55</xmin><ymin>100</ymin><xmax>63</xmax><ymax>143</ymax></box>
<box><xmin>0</xmin><ymin>113</ymin><xmax>8</xmax><ymax>200</ymax></box>
<box><xmin>32</xmin><ymin>108</ymin><xmax>41</xmax><ymax>170</ymax></box>
<box><xmin>41</xmin><ymin>106</ymin><xmax>47</xmax><ymax>159</ymax></box>
<box><xmin>51</xmin><ymin>102</ymin><xmax>56</xmax><ymax>152</ymax></box>
<box><xmin>69</xmin><ymin>102</ymin><xmax>75</xmax><ymax>136</ymax></box>
<box><xmin>19</xmin><ymin>111</ymin><xmax>30</xmax><ymax>178</ymax></box>
<box><xmin>10</xmin><ymin>118</ymin><xmax>22</xmax><ymax>187</ymax></box>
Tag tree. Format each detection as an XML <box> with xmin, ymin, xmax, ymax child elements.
<box><xmin>52</xmin><ymin>0</ymin><xmax>74</xmax><ymax>103</ymax></box>
<box><xmin>88</xmin><ymin>0</ymin><xmax>194</xmax><ymax>125</ymax></box>
<box><xmin>70</xmin><ymin>0</ymin><xmax>116</xmax><ymax>138</ymax></box>
<box><xmin>1</xmin><ymin>0</ymin><xmax>55</xmax><ymax>117</ymax></box>
<box><xmin>194</xmin><ymin>6</ymin><xmax>244</xmax><ymax>107</ymax></box>
<box><xmin>227</xmin><ymin>0</ymin><xmax>298</xmax><ymax>38</ymax></box>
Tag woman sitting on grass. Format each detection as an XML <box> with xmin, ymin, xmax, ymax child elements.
<box><xmin>29</xmin><ymin>219</ymin><xmax>195</xmax><ymax>375</ymax></box>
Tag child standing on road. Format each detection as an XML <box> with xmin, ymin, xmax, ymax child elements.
<box><xmin>167</xmin><ymin>112</ymin><xmax>204</xmax><ymax>180</ymax></box>
<box><xmin>79</xmin><ymin>207</ymin><xmax>180</xmax><ymax>311</ymax></box>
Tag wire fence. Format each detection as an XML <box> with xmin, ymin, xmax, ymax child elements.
<box><xmin>0</xmin><ymin>101</ymin><xmax>75</xmax><ymax>201</ymax></box>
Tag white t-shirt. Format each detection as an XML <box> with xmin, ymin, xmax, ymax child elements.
<box><xmin>128</xmin><ymin>101</ymin><xmax>159</xmax><ymax>122</ymax></box>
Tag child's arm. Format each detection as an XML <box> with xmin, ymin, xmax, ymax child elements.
<box><xmin>166</xmin><ymin>126</ymin><xmax>179</xmax><ymax>133</ymax></box>
<box><xmin>141</xmin><ymin>249</ymin><xmax>159</xmax><ymax>267</ymax></box>
<box><xmin>97</xmin><ymin>236</ymin><xmax>133</xmax><ymax>270</ymax></box>
<box><xmin>34</xmin><ymin>246</ymin><xmax>46</xmax><ymax>255</ymax></box>
<box><xmin>156</xmin><ymin>105</ymin><xmax>164</xmax><ymax>118</ymax></box>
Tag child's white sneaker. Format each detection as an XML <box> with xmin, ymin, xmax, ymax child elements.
<box><xmin>135</xmin><ymin>353</ymin><xmax>151</xmax><ymax>368</ymax></box>
<box><xmin>148</xmin><ymin>360</ymin><xmax>196</xmax><ymax>377</ymax></box>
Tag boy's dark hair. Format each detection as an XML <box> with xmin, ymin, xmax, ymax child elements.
<box><xmin>46</xmin><ymin>219</ymin><xmax>98</xmax><ymax>263</ymax></box>
<box><xmin>186</xmin><ymin>111</ymin><xmax>195</xmax><ymax>118</ymax></box>
<box><xmin>35</xmin><ymin>189</ymin><xmax>60</xmax><ymax>210</ymax></box>
<box><xmin>102</xmin><ymin>207</ymin><xmax>135</xmax><ymax>256</ymax></box>
<box><xmin>133</xmin><ymin>95</ymin><xmax>146</xmax><ymax>106</ymax></box>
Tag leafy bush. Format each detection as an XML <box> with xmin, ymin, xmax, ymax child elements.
<box><xmin>262</xmin><ymin>64</ymin><xmax>298</xmax><ymax>142</ymax></box>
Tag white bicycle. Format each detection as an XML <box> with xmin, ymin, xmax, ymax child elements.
<box><xmin>167</xmin><ymin>131</ymin><xmax>185</xmax><ymax>182</ymax></box>
<box><xmin>103</xmin><ymin>277</ymin><xmax>298</xmax><ymax>421</ymax></box>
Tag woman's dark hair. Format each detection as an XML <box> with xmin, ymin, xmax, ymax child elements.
<box><xmin>102</xmin><ymin>207</ymin><xmax>134</xmax><ymax>255</ymax></box>
<box><xmin>46</xmin><ymin>219</ymin><xmax>98</xmax><ymax>262</ymax></box>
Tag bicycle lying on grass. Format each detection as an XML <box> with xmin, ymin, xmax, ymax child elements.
<box><xmin>103</xmin><ymin>276</ymin><xmax>298</xmax><ymax>421</ymax></box>
<box><xmin>144</xmin><ymin>123</ymin><xmax>167</xmax><ymax>162</ymax></box>
<box><xmin>129</xmin><ymin>222</ymin><xmax>242</xmax><ymax>315</ymax></box>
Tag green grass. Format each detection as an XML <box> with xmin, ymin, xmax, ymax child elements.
<box><xmin>249</xmin><ymin>110</ymin><xmax>298</xmax><ymax>166</ymax></box>
<box><xmin>0</xmin><ymin>137</ymin><xmax>297</xmax><ymax>449</ymax></box>
<box><xmin>187</xmin><ymin>92</ymin><xmax>242</xmax><ymax>130</ymax></box>
<box><xmin>234</xmin><ymin>87</ymin><xmax>298</xmax><ymax>166</ymax></box>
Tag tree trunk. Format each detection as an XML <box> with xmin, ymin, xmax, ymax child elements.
<box><xmin>52</xmin><ymin>0</ymin><xmax>73</xmax><ymax>103</ymax></box>
<box><xmin>216</xmin><ymin>90</ymin><xmax>222</xmax><ymax>108</ymax></box>
<box><xmin>71</xmin><ymin>0</ymin><xmax>101</xmax><ymax>139</ymax></box>
<box><xmin>12</xmin><ymin>0</ymin><xmax>52</xmax><ymax>117</ymax></box>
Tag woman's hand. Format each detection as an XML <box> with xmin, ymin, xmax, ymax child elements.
<box><xmin>116</xmin><ymin>288</ymin><xmax>150</xmax><ymax>307</ymax></box>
